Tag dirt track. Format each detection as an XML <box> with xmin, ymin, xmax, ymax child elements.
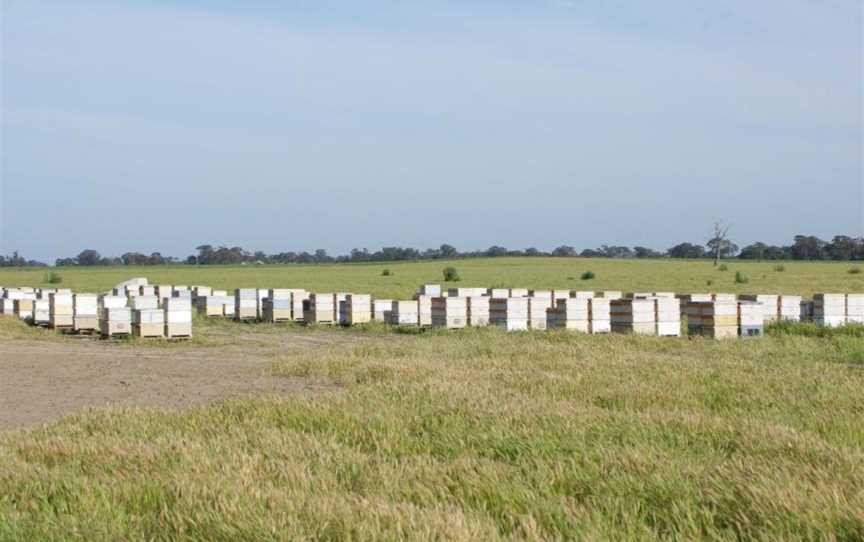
<box><xmin>0</xmin><ymin>331</ymin><xmax>352</xmax><ymax>431</ymax></box>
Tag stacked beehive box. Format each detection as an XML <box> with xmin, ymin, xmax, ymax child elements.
<box><xmin>234</xmin><ymin>289</ymin><xmax>258</xmax><ymax>321</ymax></box>
<box><xmin>263</xmin><ymin>292</ymin><xmax>292</xmax><ymax>323</ymax></box>
<box><xmin>846</xmin><ymin>294</ymin><xmax>864</xmax><ymax>324</ymax></box>
<box><xmin>372</xmin><ymin>299</ymin><xmax>392</xmax><ymax>321</ymax></box>
<box><xmin>49</xmin><ymin>292</ymin><xmax>74</xmax><ymax>329</ymax></box>
<box><xmin>589</xmin><ymin>297</ymin><xmax>612</xmax><ymax>334</ymax></box>
<box><xmin>73</xmin><ymin>294</ymin><xmax>99</xmax><ymax>333</ymax></box>
<box><xmin>32</xmin><ymin>298</ymin><xmax>50</xmax><ymax>325</ymax></box>
<box><xmin>256</xmin><ymin>289</ymin><xmax>269</xmax><ymax>320</ymax></box>
<box><xmin>130</xmin><ymin>295</ymin><xmax>159</xmax><ymax>312</ymax></box>
<box><xmin>527</xmin><ymin>291</ymin><xmax>552</xmax><ymax>330</ymax></box>
<box><xmin>466</xmin><ymin>296</ymin><xmax>490</xmax><ymax>326</ymax></box>
<box><xmin>332</xmin><ymin>293</ymin><xmax>349</xmax><ymax>324</ymax></box>
<box><xmin>416</xmin><ymin>295</ymin><xmax>433</xmax><ymax>326</ymax></box>
<box><xmin>738</xmin><ymin>301</ymin><xmax>764</xmax><ymax>338</ymax></box>
<box><xmin>192</xmin><ymin>286</ymin><xmax>212</xmax><ymax>305</ymax></box>
<box><xmin>689</xmin><ymin>301</ymin><xmax>738</xmax><ymax>339</ymax></box>
<box><xmin>431</xmin><ymin>296</ymin><xmax>467</xmax><ymax>329</ymax></box>
<box><xmin>610</xmin><ymin>298</ymin><xmax>655</xmax><ymax>335</ymax></box>
<box><xmin>101</xmin><ymin>306</ymin><xmax>132</xmax><ymax>337</ymax></box>
<box><xmin>342</xmin><ymin>294</ymin><xmax>372</xmax><ymax>325</ymax></box>
<box><xmin>304</xmin><ymin>293</ymin><xmax>335</xmax><ymax>324</ymax></box>
<box><xmin>547</xmin><ymin>298</ymin><xmax>590</xmax><ymax>332</ymax></box>
<box><xmin>164</xmin><ymin>297</ymin><xmax>193</xmax><ymax>338</ymax></box>
<box><xmin>420</xmin><ymin>284</ymin><xmax>442</xmax><ymax>297</ymax></box>
<box><xmin>196</xmin><ymin>295</ymin><xmax>229</xmax><ymax>317</ymax></box>
<box><xmin>739</xmin><ymin>295</ymin><xmax>779</xmax><ymax>323</ymax></box>
<box><xmin>490</xmin><ymin>297</ymin><xmax>528</xmax><ymax>331</ymax></box>
<box><xmin>654</xmin><ymin>297</ymin><xmax>681</xmax><ymax>337</ymax></box>
<box><xmin>133</xmin><ymin>307</ymin><xmax>165</xmax><ymax>338</ymax></box>
<box><xmin>778</xmin><ymin>295</ymin><xmax>802</xmax><ymax>321</ymax></box>
<box><xmin>2</xmin><ymin>289</ymin><xmax>24</xmax><ymax>315</ymax></box>
<box><xmin>155</xmin><ymin>285</ymin><xmax>173</xmax><ymax>305</ymax></box>
<box><xmin>388</xmin><ymin>300</ymin><xmax>419</xmax><ymax>326</ymax></box>
<box><xmin>813</xmin><ymin>294</ymin><xmax>846</xmax><ymax>327</ymax></box>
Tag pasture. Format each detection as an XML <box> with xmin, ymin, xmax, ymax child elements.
<box><xmin>1</xmin><ymin>258</ymin><xmax>863</xmax><ymax>540</ymax></box>
<box><xmin>1</xmin><ymin>257</ymin><xmax>863</xmax><ymax>298</ymax></box>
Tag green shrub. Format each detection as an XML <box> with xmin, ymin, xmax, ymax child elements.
<box><xmin>44</xmin><ymin>271</ymin><xmax>63</xmax><ymax>284</ymax></box>
<box><xmin>580</xmin><ymin>271</ymin><xmax>595</xmax><ymax>280</ymax></box>
<box><xmin>381</xmin><ymin>269</ymin><xmax>392</xmax><ymax>276</ymax></box>
<box><xmin>773</xmin><ymin>264</ymin><xmax>785</xmax><ymax>272</ymax></box>
<box><xmin>718</xmin><ymin>264</ymin><xmax>729</xmax><ymax>271</ymax></box>
<box><xmin>706</xmin><ymin>279</ymin><xmax>713</xmax><ymax>286</ymax></box>
<box><xmin>849</xmin><ymin>266</ymin><xmax>862</xmax><ymax>275</ymax></box>
<box><xmin>734</xmin><ymin>271</ymin><xmax>749</xmax><ymax>284</ymax></box>
<box><xmin>442</xmin><ymin>266</ymin><xmax>460</xmax><ymax>282</ymax></box>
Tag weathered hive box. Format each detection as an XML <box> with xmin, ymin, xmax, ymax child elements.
<box><xmin>490</xmin><ymin>297</ymin><xmax>528</xmax><ymax>332</ymax></box>
<box><xmin>389</xmin><ymin>300</ymin><xmax>419</xmax><ymax>326</ymax></box>
<box><xmin>49</xmin><ymin>293</ymin><xmax>74</xmax><ymax>328</ymax></box>
<box><xmin>466</xmin><ymin>296</ymin><xmax>490</xmax><ymax>326</ymax></box>
<box><xmin>654</xmin><ymin>297</ymin><xmax>681</xmax><ymax>337</ymax></box>
<box><xmin>610</xmin><ymin>299</ymin><xmax>655</xmax><ymax>335</ymax></box>
<box><xmin>488</xmin><ymin>288</ymin><xmax>510</xmax><ymax>299</ymax></box>
<box><xmin>737</xmin><ymin>302</ymin><xmax>764</xmax><ymax>338</ymax></box>
<box><xmin>234</xmin><ymin>289</ymin><xmax>258</xmax><ymax>321</ymax></box>
<box><xmin>342</xmin><ymin>294</ymin><xmax>372</xmax><ymax>325</ymax></box>
<box><xmin>14</xmin><ymin>299</ymin><xmax>34</xmax><ymax>321</ymax></box>
<box><xmin>133</xmin><ymin>309</ymin><xmax>165</xmax><ymax>338</ymax></box>
<box><xmin>570</xmin><ymin>290</ymin><xmax>595</xmax><ymax>299</ymax></box>
<box><xmin>778</xmin><ymin>295</ymin><xmax>802</xmax><ymax>321</ymax></box>
<box><xmin>419</xmin><ymin>284</ymin><xmax>442</xmax><ymax>297</ymax></box>
<box><xmin>32</xmin><ymin>299</ymin><xmax>50</xmax><ymax>325</ymax></box>
<box><xmin>547</xmin><ymin>298</ymin><xmax>590</xmax><ymax>333</ymax></box>
<box><xmin>589</xmin><ymin>297</ymin><xmax>612</xmax><ymax>334</ymax></box>
<box><xmin>304</xmin><ymin>294</ymin><xmax>336</xmax><ymax>324</ymax></box>
<box><xmin>164</xmin><ymin>297</ymin><xmax>193</xmax><ymax>338</ymax></box>
<box><xmin>100</xmin><ymin>307</ymin><xmax>132</xmax><ymax>337</ymax></box>
<box><xmin>846</xmin><ymin>294</ymin><xmax>864</xmax><ymax>324</ymax></box>
<box><xmin>527</xmin><ymin>296</ymin><xmax>552</xmax><ymax>330</ymax></box>
<box><xmin>689</xmin><ymin>301</ymin><xmax>738</xmax><ymax>339</ymax></box>
<box><xmin>431</xmin><ymin>297</ymin><xmax>467</xmax><ymax>329</ymax></box>
<box><xmin>416</xmin><ymin>295</ymin><xmax>433</xmax><ymax>326</ymax></box>
<box><xmin>739</xmin><ymin>295</ymin><xmax>779</xmax><ymax>323</ymax></box>
<box><xmin>130</xmin><ymin>295</ymin><xmax>159</xmax><ymax>311</ymax></box>
<box><xmin>799</xmin><ymin>300</ymin><xmax>814</xmax><ymax>321</ymax></box>
<box><xmin>813</xmin><ymin>293</ymin><xmax>846</xmax><ymax>327</ymax></box>
<box><xmin>372</xmin><ymin>299</ymin><xmax>393</xmax><ymax>321</ymax></box>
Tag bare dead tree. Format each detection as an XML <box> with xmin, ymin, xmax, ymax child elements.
<box><xmin>709</xmin><ymin>221</ymin><xmax>732</xmax><ymax>266</ymax></box>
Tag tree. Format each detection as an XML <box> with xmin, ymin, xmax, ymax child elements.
<box><xmin>439</xmin><ymin>244</ymin><xmax>458</xmax><ymax>258</ymax></box>
<box><xmin>707</xmin><ymin>222</ymin><xmax>733</xmax><ymax>266</ymax></box>
<box><xmin>790</xmin><ymin>235</ymin><xmax>827</xmax><ymax>261</ymax></box>
<box><xmin>667</xmin><ymin>243</ymin><xmax>705</xmax><ymax>259</ymax></box>
<box><xmin>76</xmin><ymin>249</ymin><xmax>102</xmax><ymax>266</ymax></box>
<box><xmin>551</xmin><ymin>245</ymin><xmax>577</xmax><ymax>257</ymax></box>
<box><xmin>634</xmin><ymin>246</ymin><xmax>662</xmax><ymax>259</ymax></box>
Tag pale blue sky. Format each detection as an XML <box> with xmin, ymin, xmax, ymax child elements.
<box><xmin>1</xmin><ymin>0</ymin><xmax>862</xmax><ymax>261</ymax></box>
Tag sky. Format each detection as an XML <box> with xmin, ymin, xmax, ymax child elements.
<box><xmin>1</xmin><ymin>0</ymin><xmax>862</xmax><ymax>262</ymax></box>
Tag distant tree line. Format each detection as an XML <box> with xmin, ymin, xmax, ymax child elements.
<box><xmin>0</xmin><ymin>234</ymin><xmax>848</xmax><ymax>268</ymax></box>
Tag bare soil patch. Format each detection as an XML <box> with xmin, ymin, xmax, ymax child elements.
<box><xmin>0</xmin><ymin>329</ymin><xmax>358</xmax><ymax>431</ymax></box>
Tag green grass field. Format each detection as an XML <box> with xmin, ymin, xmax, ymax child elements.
<box><xmin>1</xmin><ymin>257</ymin><xmax>863</xmax><ymax>298</ymax></box>
<box><xmin>1</xmin><ymin>259</ymin><xmax>863</xmax><ymax>540</ymax></box>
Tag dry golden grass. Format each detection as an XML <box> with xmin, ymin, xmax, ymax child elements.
<box><xmin>1</xmin><ymin>326</ymin><xmax>862</xmax><ymax>540</ymax></box>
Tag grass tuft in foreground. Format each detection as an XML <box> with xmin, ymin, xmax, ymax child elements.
<box><xmin>1</xmin><ymin>327</ymin><xmax>863</xmax><ymax>540</ymax></box>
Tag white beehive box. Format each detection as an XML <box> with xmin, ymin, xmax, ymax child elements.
<box><xmin>739</xmin><ymin>295</ymin><xmax>779</xmax><ymax>322</ymax></box>
<box><xmin>431</xmin><ymin>297</ymin><xmax>467</xmax><ymax>329</ymax></box>
<box><xmin>846</xmin><ymin>294</ymin><xmax>864</xmax><ymax>324</ymax></box>
<box><xmin>466</xmin><ymin>296</ymin><xmax>490</xmax><ymax>326</ymax></box>
<box><xmin>416</xmin><ymin>295</ymin><xmax>433</xmax><ymax>326</ymax></box>
<box><xmin>32</xmin><ymin>299</ymin><xmax>50</xmax><ymax>325</ymax></box>
<box><xmin>372</xmin><ymin>299</ymin><xmax>393</xmax><ymax>321</ymax></box>
<box><xmin>488</xmin><ymin>288</ymin><xmax>510</xmax><ymax>299</ymax></box>
<box><xmin>490</xmin><ymin>297</ymin><xmax>528</xmax><ymax>331</ymax></box>
<box><xmin>599</xmin><ymin>291</ymin><xmax>623</xmax><ymax>300</ymax></box>
<box><xmin>304</xmin><ymin>293</ymin><xmax>335</xmax><ymax>324</ymax></box>
<box><xmin>589</xmin><ymin>297</ymin><xmax>612</xmax><ymax>334</ymax></box>
<box><xmin>610</xmin><ymin>298</ymin><xmax>655</xmax><ymax>335</ymax></box>
<box><xmin>654</xmin><ymin>297</ymin><xmax>681</xmax><ymax>337</ymax></box>
<box><xmin>234</xmin><ymin>289</ymin><xmax>258</xmax><ymax>321</ymax></box>
<box><xmin>778</xmin><ymin>295</ymin><xmax>802</xmax><ymax>321</ymax></box>
<box><xmin>712</xmin><ymin>293</ymin><xmax>737</xmax><ymax>303</ymax></box>
<box><xmin>570</xmin><ymin>290</ymin><xmax>595</xmax><ymax>299</ymax></box>
<box><xmin>527</xmin><ymin>296</ymin><xmax>552</xmax><ymax>330</ymax></box>
<box><xmin>813</xmin><ymin>293</ymin><xmax>846</xmax><ymax>327</ymax></box>
<box><xmin>419</xmin><ymin>284</ymin><xmax>442</xmax><ymax>297</ymax></box>
<box><xmin>130</xmin><ymin>295</ymin><xmax>159</xmax><ymax>310</ymax></box>
<box><xmin>509</xmin><ymin>288</ymin><xmax>529</xmax><ymax>298</ymax></box>
<box><xmin>547</xmin><ymin>298</ymin><xmax>590</xmax><ymax>333</ymax></box>
<box><xmin>343</xmin><ymin>294</ymin><xmax>372</xmax><ymax>325</ymax></box>
<box><xmin>389</xmin><ymin>300</ymin><xmax>419</xmax><ymax>326</ymax></box>
<box><xmin>263</xmin><ymin>298</ymin><xmax>292</xmax><ymax>323</ymax></box>
<box><xmin>49</xmin><ymin>292</ymin><xmax>74</xmax><ymax>328</ymax></box>
<box><xmin>140</xmin><ymin>285</ymin><xmax>156</xmax><ymax>297</ymax></box>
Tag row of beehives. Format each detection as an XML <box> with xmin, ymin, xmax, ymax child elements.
<box><xmin>0</xmin><ymin>286</ymin><xmax>193</xmax><ymax>339</ymax></box>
